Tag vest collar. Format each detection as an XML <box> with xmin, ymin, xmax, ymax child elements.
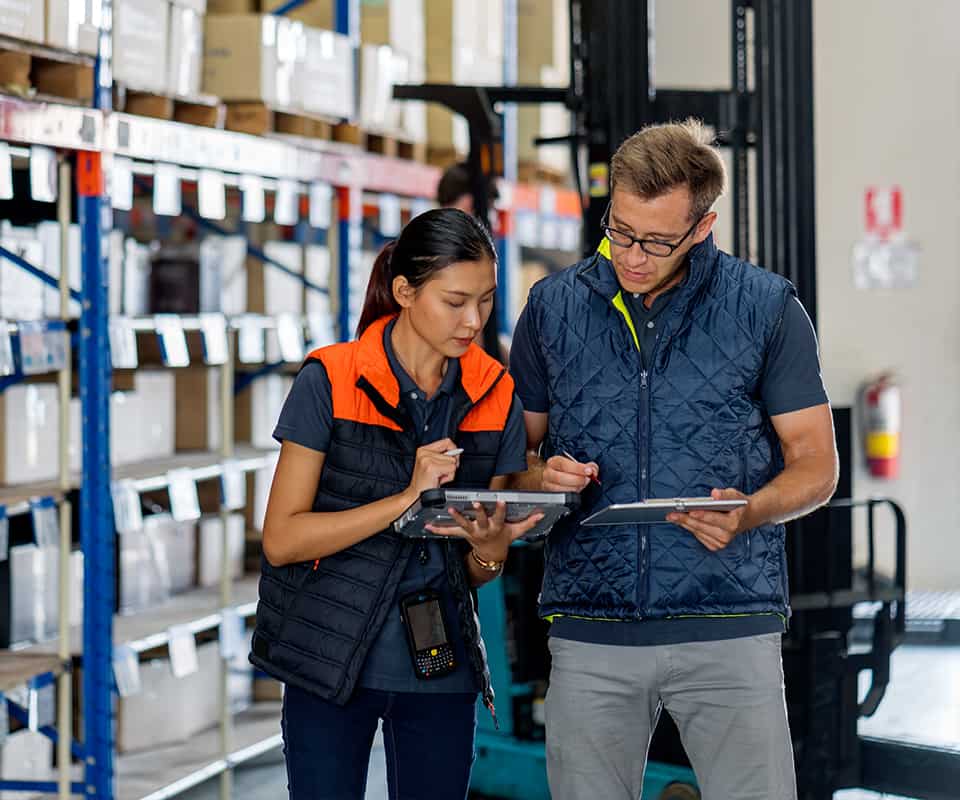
<box><xmin>356</xmin><ymin>315</ymin><xmax>506</xmax><ymax>411</ymax></box>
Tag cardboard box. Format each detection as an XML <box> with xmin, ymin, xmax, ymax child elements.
<box><xmin>235</xmin><ymin>374</ymin><xmax>289</xmax><ymax>450</ymax></box>
<box><xmin>260</xmin><ymin>0</ymin><xmax>332</xmax><ymax>29</ymax></box>
<box><xmin>46</xmin><ymin>0</ymin><xmax>100</xmax><ymax>55</ymax></box>
<box><xmin>113</xmin><ymin>0</ymin><xmax>169</xmax><ymax>93</ymax></box>
<box><xmin>168</xmin><ymin>2</ymin><xmax>205</xmax><ymax>97</ymax></box>
<box><xmin>0</xmin><ymin>0</ymin><xmax>45</xmax><ymax>43</ymax></box>
<box><xmin>0</xmin><ymin>384</ymin><xmax>59</xmax><ymax>484</ymax></box>
<box><xmin>207</xmin><ymin>0</ymin><xmax>253</xmax><ymax>10</ymax></box>
<box><xmin>249</xmin><ymin>241</ymin><xmax>304</xmax><ymax>315</ymax></box>
<box><xmin>424</xmin><ymin>0</ymin><xmax>503</xmax><ymax>153</ymax></box>
<box><xmin>175</xmin><ymin>367</ymin><xmax>221</xmax><ymax>451</ymax></box>
<box><xmin>203</xmin><ymin>14</ymin><xmax>297</xmax><ymax>107</ymax></box>
<box><xmin>298</xmin><ymin>26</ymin><xmax>354</xmax><ymax>119</ymax></box>
<box><xmin>197</xmin><ymin>513</ymin><xmax>245</xmax><ymax>587</ymax></box>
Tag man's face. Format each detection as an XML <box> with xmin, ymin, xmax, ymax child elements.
<box><xmin>606</xmin><ymin>186</ymin><xmax>716</xmax><ymax>299</ymax></box>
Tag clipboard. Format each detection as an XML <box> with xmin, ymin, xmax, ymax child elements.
<box><xmin>394</xmin><ymin>489</ymin><xmax>580</xmax><ymax>541</ymax></box>
<box><xmin>581</xmin><ymin>497</ymin><xmax>747</xmax><ymax>526</ymax></box>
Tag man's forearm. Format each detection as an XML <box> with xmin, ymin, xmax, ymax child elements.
<box><xmin>508</xmin><ymin>451</ymin><xmax>545</xmax><ymax>491</ymax></box>
<box><xmin>749</xmin><ymin>452</ymin><xmax>838</xmax><ymax>528</ymax></box>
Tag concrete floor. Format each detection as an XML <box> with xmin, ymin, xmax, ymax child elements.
<box><xmin>181</xmin><ymin>644</ymin><xmax>960</xmax><ymax>800</ymax></box>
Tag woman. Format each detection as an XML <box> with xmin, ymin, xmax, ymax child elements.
<box><xmin>250</xmin><ymin>208</ymin><xmax>539</xmax><ymax>799</ymax></box>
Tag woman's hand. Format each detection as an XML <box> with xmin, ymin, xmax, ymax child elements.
<box><xmin>403</xmin><ymin>438</ymin><xmax>461</xmax><ymax>504</ymax></box>
<box><xmin>425</xmin><ymin>501</ymin><xmax>544</xmax><ymax>563</ymax></box>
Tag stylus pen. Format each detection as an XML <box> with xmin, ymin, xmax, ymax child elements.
<box><xmin>444</xmin><ymin>448</ymin><xmax>464</xmax><ymax>456</ymax></box>
<box><xmin>562</xmin><ymin>450</ymin><xmax>602</xmax><ymax>486</ymax></box>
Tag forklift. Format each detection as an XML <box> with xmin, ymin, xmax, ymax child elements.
<box><xmin>397</xmin><ymin>2</ymin><xmax>959</xmax><ymax>797</ymax></box>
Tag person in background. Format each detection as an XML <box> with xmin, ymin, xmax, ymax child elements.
<box><xmin>437</xmin><ymin>162</ymin><xmax>506</xmax><ymax>362</ymax></box>
<box><xmin>250</xmin><ymin>208</ymin><xmax>538</xmax><ymax>799</ymax></box>
<box><xmin>509</xmin><ymin>120</ymin><xmax>839</xmax><ymax>800</ymax></box>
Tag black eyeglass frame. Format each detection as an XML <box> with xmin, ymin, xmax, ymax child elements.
<box><xmin>601</xmin><ymin>204</ymin><xmax>703</xmax><ymax>257</ymax></box>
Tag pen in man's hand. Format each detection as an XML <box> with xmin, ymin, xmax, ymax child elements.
<box><xmin>444</xmin><ymin>448</ymin><xmax>464</xmax><ymax>457</ymax></box>
<box><xmin>562</xmin><ymin>450</ymin><xmax>602</xmax><ymax>486</ymax></box>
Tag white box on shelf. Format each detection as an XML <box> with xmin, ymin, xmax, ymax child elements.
<box><xmin>0</xmin><ymin>0</ymin><xmax>45</xmax><ymax>43</ymax></box>
<box><xmin>113</xmin><ymin>0</ymin><xmax>169</xmax><ymax>93</ymax></box>
<box><xmin>167</xmin><ymin>1</ymin><xmax>205</xmax><ymax>97</ymax></box>
<box><xmin>144</xmin><ymin>513</ymin><xmax>197</xmax><ymax>594</ymax></box>
<box><xmin>135</xmin><ymin>370</ymin><xmax>176</xmax><ymax>461</ymax></box>
<box><xmin>108</xmin><ymin>230</ymin><xmax>125</xmax><ymax>315</ymax></box>
<box><xmin>0</xmin><ymin>227</ymin><xmax>45</xmax><ymax>321</ymax></box>
<box><xmin>36</xmin><ymin>221</ymin><xmax>81</xmax><ymax>318</ymax></box>
<box><xmin>0</xmin><ymin>384</ymin><xmax>59</xmax><ymax>484</ymax></box>
<box><xmin>298</xmin><ymin>26</ymin><xmax>354</xmax><ymax>119</ymax></box>
<box><xmin>359</xmin><ymin>44</ymin><xmax>408</xmax><ymax>134</ymax></box>
<box><xmin>111</xmin><ymin>389</ymin><xmax>143</xmax><ymax>466</ymax></box>
<box><xmin>46</xmin><ymin>0</ymin><xmax>100</xmax><ymax>55</ymax></box>
<box><xmin>251</xmin><ymin>450</ymin><xmax>280</xmax><ymax>531</ymax></box>
<box><xmin>122</xmin><ymin>238</ymin><xmax>152</xmax><ymax>317</ymax></box>
<box><xmin>259</xmin><ymin>241</ymin><xmax>304</xmax><ymax>316</ymax></box>
<box><xmin>197</xmin><ymin>512</ymin><xmax>245</xmax><ymax>587</ymax></box>
<box><xmin>201</xmin><ymin>236</ymin><xmax>247</xmax><ymax>316</ymax></box>
<box><xmin>0</xmin><ymin>730</ymin><xmax>53</xmax><ymax>790</ymax></box>
<box><xmin>238</xmin><ymin>374</ymin><xmax>289</xmax><ymax>450</ymax></box>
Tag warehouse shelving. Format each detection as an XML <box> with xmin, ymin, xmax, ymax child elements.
<box><xmin>0</xmin><ymin>2</ymin><xmax>583</xmax><ymax>799</ymax></box>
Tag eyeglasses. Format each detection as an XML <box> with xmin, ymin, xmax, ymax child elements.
<box><xmin>601</xmin><ymin>205</ymin><xmax>702</xmax><ymax>257</ymax></box>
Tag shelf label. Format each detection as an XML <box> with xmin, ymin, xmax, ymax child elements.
<box><xmin>167</xmin><ymin>469</ymin><xmax>201</xmax><ymax>522</ymax></box>
<box><xmin>0</xmin><ymin>320</ymin><xmax>12</xmax><ymax>376</ymax></box>
<box><xmin>29</xmin><ymin>146</ymin><xmax>56</xmax><ymax>203</ymax></box>
<box><xmin>19</xmin><ymin>321</ymin><xmax>65</xmax><ymax>375</ymax></box>
<box><xmin>378</xmin><ymin>194</ymin><xmax>402</xmax><ymax>237</ymax></box>
<box><xmin>112</xmin><ymin>645</ymin><xmax>142</xmax><ymax>698</ymax></box>
<box><xmin>109</xmin><ymin>316</ymin><xmax>139</xmax><ymax>370</ymax></box>
<box><xmin>236</xmin><ymin>316</ymin><xmax>265</xmax><ymax>364</ymax></box>
<box><xmin>0</xmin><ymin>507</ymin><xmax>7</xmax><ymax>562</ymax></box>
<box><xmin>220</xmin><ymin>460</ymin><xmax>246</xmax><ymax>511</ymax></box>
<box><xmin>198</xmin><ymin>169</ymin><xmax>227</xmax><ymax>221</ymax></box>
<box><xmin>276</xmin><ymin>313</ymin><xmax>304</xmax><ymax>363</ymax></box>
<box><xmin>200</xmin><ymin>313</ymin><xmax>229</xmax><ymax>366</ymax></box>
<box><xmin>30</xmin><ymin>498</ymin><xmax>59</xmax><ymax>548</ymax></box>
<box><xmin>111</xmin><ymin>480</ymin><xmax>144</xmax><ymax>534</ymax></box>
<box><xmin>111</xmin><ymin>156</ymin><xmax>134</xmax><ymax>212</ymax></box>
<box><xmin>0</xmin><ymin>143</ymin><xmax>12</xmax><ymax>200</ymax></box>
<box><xmin>274</xmin><ymin>179</ymin><xmax>300</xmax><ymax>226</ymax></box>
<box><xmin>241</xmin><ymin>174</ymin><xmax>266</xmax><ymax>223</ymax></box>
<box><xmin>167</xmin><ymin>625</ymin><xmax>199</xmax><ymax>678</ymax></box>
<box><xmin>219</xmin><ymin>607</ymin><xmax>245</xmax><ymax>661</ymax></box>
<box><xmin>153</xmin><ymin>163</ymin><xmax>182</xmax><ymax>217</ymax></box>
<box><xmin>309</xmin><ymin>182</ymin><xmax>332</xmax><ymax>229</ymax></box>
<box><xmin>154</xmin><ymin>314</ymin><xmax>190</xmax><ymax>368</ymax></box>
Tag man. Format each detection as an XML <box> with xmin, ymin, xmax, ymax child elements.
<box><xmin>509</xmin><ymin>120</ymin><xmax>838</xmax><ymax>800</ymax></box>
<box><xmin>436</xmin><ymin>161</ymin><xmax>499</xmax><ymax>215</ymax></box>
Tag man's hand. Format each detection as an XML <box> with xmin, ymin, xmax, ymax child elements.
<box><xmin>667</xmin><ymin>488</ymin><xmax>753</xmax><ymax>552</ymax></box>
<box><xmin>542</xmin><ymin>455</ymin><xmax>599</xmax><ymax>493</ymax></box>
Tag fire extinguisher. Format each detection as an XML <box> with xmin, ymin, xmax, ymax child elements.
<box><xmin>859</xmin><ymin>373</ymin><xmax>901</xmax><ymax>479</ymax></box>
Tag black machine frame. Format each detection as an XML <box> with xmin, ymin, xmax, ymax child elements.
<box><xmin>395</xmin><ymin>2</ymin><xmax>959</xmax><ymax>797</ymax></box>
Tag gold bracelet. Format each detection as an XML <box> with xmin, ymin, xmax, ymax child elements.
<box><xmin>470</xmin><ymin>550</ymin><xmax>504</xmax><ymax>572</ymax></box>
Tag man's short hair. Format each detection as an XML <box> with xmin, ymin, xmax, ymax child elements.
<box><xmin>611</xmin><ymin>119</ymin><xmax>726</xmax><ymax>221</ymax></box>
<box><xmin>437</xmin><ymin>163</ymin><xmax>499</xmax><ymax>207</ymax></box>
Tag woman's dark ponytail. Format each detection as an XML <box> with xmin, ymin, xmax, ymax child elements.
<box><xmin>355</xmin><ymin>208</ymin><xmax>497</xmax><ymax>338</ymax></box>
<box><xmin>356</xmin><ymin>240</ymin><xmax>400</xmax><ymax>337</ymax></box>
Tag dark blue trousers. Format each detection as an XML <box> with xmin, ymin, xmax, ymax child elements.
<box><xmin>281</xmin><ymin>684</ymin><xmax>478</xmax><ymax>800</ymax></box>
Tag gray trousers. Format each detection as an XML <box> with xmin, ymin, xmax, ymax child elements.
<box><xmin>544</xmin><ymin>634</ymin><xmax>797</xmax><ymax>800</ymax></box>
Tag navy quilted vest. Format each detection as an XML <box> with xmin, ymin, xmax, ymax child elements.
<box><xmin>530</xmin><ymin>235</ymin><xmax>795</xmax><ymax>620</ymax></box>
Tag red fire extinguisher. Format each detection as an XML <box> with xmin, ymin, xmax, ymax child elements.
<box><xmin>860</xmin><ymin>374</ymin><xmax>901</xmax><ymax>479</ymax></box>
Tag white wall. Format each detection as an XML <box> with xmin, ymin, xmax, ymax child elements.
<box><xmin>654</xmin><ymin>0</ymin><xmax>960</xmax><ymax>590</ymax></box>
<box><xmin>814</xmin><ymin>0</ymin><xmax>960</xmax><ymax>591</ymax></box>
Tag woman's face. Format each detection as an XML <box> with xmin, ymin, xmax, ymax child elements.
<box><xmin>395</xmin><ymin>258</ymin><xmax>497</xmax><ymax>357</ymax></box>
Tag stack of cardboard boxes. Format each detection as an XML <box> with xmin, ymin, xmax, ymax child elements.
<box><xmin>517</xmin><ymin>0</ymin><xmax>571</xmax><ymax>177</ymax></box>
